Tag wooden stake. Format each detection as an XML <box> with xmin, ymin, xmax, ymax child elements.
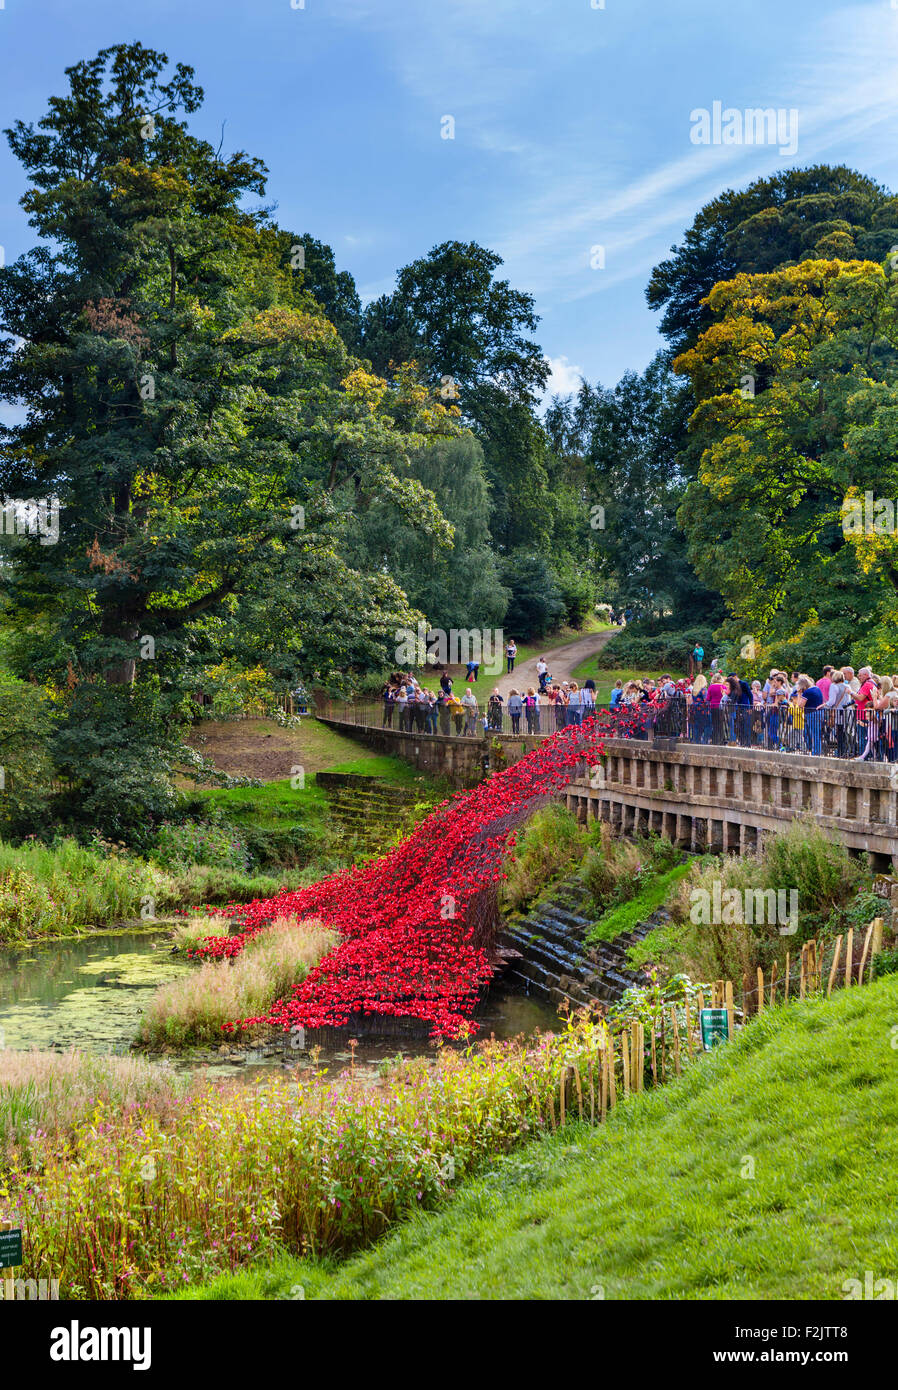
<box><xmin>621</xmin><ymin>1031</ymin><xmax>629</xmax><ymax>1096</ymax></box>
<box><xmin>725</xmin><ymin>980</ymin><xmax>735</xmax><ymax>1041</ymax></box>
<box><xmin>671</xmin><ymin>1006</ymin><xmax>681</xmax><ymax>1076</ymax></box>
<box><xmin>871</xmin><ymin>916</ymin><xmax>884</xmax><ymax>981</ymax></box>
<box><xmin>757</xmin><ymin>966</ymin><xmax>764</xmax><ymax>1014</ymax></box>
<box><xmin>827</xmin><ymin>936</ymin><xmax>842</xmax><ymax>998</ymax></box>
<box><xmin>559</xmin><ymin>1067</ymin><xmax>567</xmax><ymax>1127</ymax></box>
<box><xmin>769</xmin><ymin>960</ymin><xmax>778</xmax><ymax>1007</ymax></box>
<box><xmin>844</xmin><ymin>928</ymin><xmax>854</xmax><ymax>988</ymax></box>
<box><xmin>784</xmin><ymin>952</ymin><xmax>790</xmax><ymax>1002</ymax></box>
<box><xmin>858</xmin><ymin>921</ymin><xmax>875</xmax><ymax>988</ymax></box>
<box><xmin>685</xmin><ymin>998</ymin><xmax>693</xmax><ymax>1058</ymax></box>
<box><xmin>608</xmin><ymin>1039</ymin><xmax>616</xmax><ymax>1110</ymax></box>
<box><xmin>650</xmin><ymin>1019</ymin><xmax>658</xmax><ymax>1087</ymax></box>
<box><xmin>799</xmin><ymin>944</ymin><xmax>807</xmax><ymax>999</ymax></box>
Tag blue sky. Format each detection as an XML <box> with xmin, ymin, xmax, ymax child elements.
<box><xmin>3</xmin><ymin>0</ymin><xmax>898</xmax><ymax>397</ymax></box>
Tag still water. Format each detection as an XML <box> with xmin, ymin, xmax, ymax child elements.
<box><xmin>0</xmin><ymin>929</ymin><xmax>560</xmax><ymax>1082</ymax></box>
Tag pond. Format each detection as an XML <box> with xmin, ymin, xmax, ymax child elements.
<box><xmin>0</xmin><ymin>929</ymin><xmax>561</xmax><ymax>1083</ymax></box>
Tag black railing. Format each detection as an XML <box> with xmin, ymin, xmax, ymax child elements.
<box><xmin>320</xmin><ymin>694</ymin><xmax>896</xmax><ymax>762</ymax></box>
<box><xmin>646</xmin><ymin>695</ymin><xmax>896</xmax><ymax>762</ymax></box>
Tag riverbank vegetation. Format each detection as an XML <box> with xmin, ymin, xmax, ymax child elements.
<box><xmin>137</xmin><ymin>917</ymin><xmax>336</xmax><ymax>1047</ymax></box>
<box><xmin>3</xmin><ymin>1012</ymin><xmax>612</xmax><ymax>1299</ymax></box>
<box><xmin>183</xmin><ymin>972</ymin><xmax>898</xmax><ymax>1301</ymax></box>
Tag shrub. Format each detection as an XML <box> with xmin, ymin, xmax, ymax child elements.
<box><xmin>150</xmin><ymin>819</ymin><xmax>249</xmax><ymax>872</ymax></box>
<box><xmin>500</xmin><ymin>806</ymin><xmax>591</xmax><ymax>912</ymax></box>
<box><xmin>594</xmin><ymin>624</ymin><xmax>715</xmax><ymax>671</ymax></box>
<box><xmin>137</xmin><ymin>916</ymin><xmax>336</xmax><ymax>1047</ymax></box>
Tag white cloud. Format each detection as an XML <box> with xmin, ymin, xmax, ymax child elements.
<box><xmin>542</xmin><ymin>355</ymin><xmax>585</xmax><ymax>404</ymax></box>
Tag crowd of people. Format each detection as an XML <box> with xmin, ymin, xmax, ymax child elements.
<box><xmin>378</xmin><ymin>655</ymin><xmax>895</xmax><ymax>761</ymax></box>
<box><xmin>663</xmin><ymin>663</ymin><xmax>895</xmax><ymax>760</ymax></box>
<box><xmin>379</xmin><ymin>668</ymin><xmax>600</xmax><ymax>737</ymax></box>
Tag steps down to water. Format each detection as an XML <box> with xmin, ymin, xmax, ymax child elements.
<box><xmin>498</xmin><ymin>878</ymin><xmax>664</xmax><ymax>1012</ymax></box>
<box><xmin>316</xmin><ymin>772</ymin><xmax>430</xmax><ymax>852</ymax></box>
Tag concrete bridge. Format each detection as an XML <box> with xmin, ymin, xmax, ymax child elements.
<box><xmin>316</xmin><ymin>714</ymin><xmax>898</xmax><ymax>871</ymax></box>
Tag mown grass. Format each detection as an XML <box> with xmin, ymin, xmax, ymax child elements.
<box><xmin>174</xmin><ymin>974</ymin><xmax>898</xmax><ymax>1301</ymax></box>
<box><xmin>569</xmin><ymin>663</ymin><xmax>667</xmax><ymax>704</ymax></box>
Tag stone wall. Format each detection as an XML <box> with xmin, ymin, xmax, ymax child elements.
<box><xmin>317</xmin><ymin>717</ymin><xmax>898</xmax><ymax>867</ymax></box>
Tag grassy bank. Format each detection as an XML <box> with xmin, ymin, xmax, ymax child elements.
<box><xmin>176</xmin><ymin>973</ymin><xmax>898</xmax><ymax>1300</ymax></box>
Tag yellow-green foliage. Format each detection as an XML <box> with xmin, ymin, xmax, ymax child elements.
<box><xmin>1</xmin><ymin>1013</ymin><xmax>613</xmax><ymax>1299</ymax></box>
<box><xmin>137</xmin><ymin>917</ymin><xmax>337</xmax><ymax>1047</ymax></box>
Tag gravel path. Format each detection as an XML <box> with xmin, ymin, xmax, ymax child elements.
<box><xmin>491</xmin><ymin>628</ymin><xmax>618</xmax><ymax>699</ymax></box>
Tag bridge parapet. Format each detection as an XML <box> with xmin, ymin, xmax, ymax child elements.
<box><xmin>567</xmin><ymin>738</ymin><xmax>898</xmax><ymax>870</ymax></box>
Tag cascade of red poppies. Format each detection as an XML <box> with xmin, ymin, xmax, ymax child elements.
<box><xmin>193</xmin><ymin>707</ymin><xmax>651</xmax><ymax>1038</ymax></box>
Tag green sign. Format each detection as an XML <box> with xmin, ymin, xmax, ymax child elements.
<box><xmin>0</xmin><ymin>1228</ymin><xmax>23</xmax><ymax>1269</ymax></box>
<box><xmin>699</xmin><ymin>1007</ymin><xmax>730</xmax><ymax>1051</ymax></box>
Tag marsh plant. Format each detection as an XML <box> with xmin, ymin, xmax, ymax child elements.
<box><xmin>137</xmin><ymin>916</ymin><xmax>337</xmax><ymax>1047</ymax></box>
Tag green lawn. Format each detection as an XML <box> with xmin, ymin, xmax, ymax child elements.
<box><xmin>173</xmin><ymin>973</ymin><xmax>898</xmax><ymax>1300</ymax></box>
<box><xmin>570</xmin><ymin>664</ymin><xmax>668</xmax><ymax>704</ymax></box>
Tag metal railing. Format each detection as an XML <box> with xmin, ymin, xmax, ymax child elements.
<box><xmin>319</xmin><ymin>693</ymin><xmax>898</xmax><ymax>762</ymax></box>
<box><xmin>648</xmin><ymin>696</ymin><xmax>895</xmax><ymax>762</ymax></box>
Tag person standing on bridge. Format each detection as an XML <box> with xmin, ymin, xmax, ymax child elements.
<box><xmin>507</xmin><ymin>688</ymin><xmax>523</xmax><ymax>734</ymax></box>
<box><xmin>506</xmin><ymin>638</ymin><xmax>517</xmax><ymax>673</ymax></box>
<box><xmin>462</xmin><ymin>686</ymin><xmax>478</xmax><ymax>735</ymax></box>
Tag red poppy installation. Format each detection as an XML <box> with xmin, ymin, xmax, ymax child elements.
<box><xmin>194</xmin><ymin>708</ymin><xmax>650</xmax><ymax>1038</ymax></box>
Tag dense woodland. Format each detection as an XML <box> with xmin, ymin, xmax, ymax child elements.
<box><xmin>4</xmin><ymin>43</ymin><xmax>898</xmax><ymax>838</ymax></box>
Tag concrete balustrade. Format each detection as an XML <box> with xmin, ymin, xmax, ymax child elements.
<box><xmin>316</xmin><ymin>716</ymin><xmax>898</xmax><ymax>868</ymax></box>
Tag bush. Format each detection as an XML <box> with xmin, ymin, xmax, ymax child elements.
<box><xmin>594</xmin><ymin>624</ymin><xmax>715</xmax><ymax>671</ymax></box>
<box><xmin>150</xmin><ymin>819</ymin><xmax>250</xmax><ymax>872</ymax></box>
<box><xmin>0</xmin><ymin>672</ymin><xmax>56</xmax><ymax>836</ymax></box>
<box><xmin>137</xmin><ymin>916</ymin><xmax>337</xmax><ymax>1046</ymax></box>
<box><xmin>500</xmin><ymin>806</ymin><xmax>592</xmax><ymax>912</ymax></box>
<box><xmin>655</xmin><ymin>821</ymin><xmax>864</xmax><ymax>983</ymax></box>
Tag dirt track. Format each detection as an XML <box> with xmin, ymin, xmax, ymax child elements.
<box><xmin>492</xmin><ymin>628</ymin><xmax>618</xmax><ymax>698</ymax></box>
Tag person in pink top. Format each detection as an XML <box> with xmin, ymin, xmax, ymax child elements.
<box><xmin>706</xmin><ymin>675</ymin><xmax>725</xmax><ymax>708</ymax></box>
<box><xmin>817</xmin><ymin>665</ymin><xmax>833</xmax><ymax>703</ymax></box>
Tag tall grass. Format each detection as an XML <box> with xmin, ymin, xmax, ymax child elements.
<box><xmin>0</xmin><ymin>839</ymin><xmax>167</xmax><ymax>941</ymax></box>
<box><xmin>0</xmin><ymin>1050</ymin><xmax>188</xmax><ymax>1162</ymax></box>
<box><xmin>137</xmin><ymin>917</ymin><xmax>337</xmax><ymax>1047</ymax></box>
<box><xmin>0</xmin><ymin>836</ymin><xmax>316</xmax><ymax>942</ymax></box>
<box><xmin>500</xmin><ymin>805</ymin><xmax>594</xmax><ymax>912</ymax></box>
<box><xmin>2</xmin><ymin>1013</ymin><xmax>612</xmax><ymax>1298</ymax></box>
<box><xmin>631</xmin><ymin>819</ymin><xmax>864</xmax><ymax>983</ymax></box>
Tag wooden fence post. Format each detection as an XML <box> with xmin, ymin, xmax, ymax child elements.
<box><xmin>784</xmin><ymin>952</ymin><xmax>790</xmax><ymax>1002</ymax></box>
<box><xmin>671</xmin><ymin>1007</ymin><xmax>681</xmax><ymax>1076</ymax></box>
<box><xmin>756</xmin><ymin>966</ymin><xmax>764</xmax><ymax>1014</ymax></box>
<box><xmin>858</xmin><ymin>921</ymin><xmax>876</xmax><ymax>988</ymax></box>
<box><xmin>844</xmin><ymin>928</ymin><xmax>854</xmax><ymax>988</ymax></box>
<box><xmin>725</xmin><ymin>980</ymin><xmax>735</xmax><ymax>1041</ymax></box>
<box><xmin>827</xmin><ymin>936</ymin><xmax>842</xmax><ymax>998</ymax></box>
<box><xmin>769</xmin><ymin>960</ymin><xmax>778</xmax><ymax>1007</ymax></box>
